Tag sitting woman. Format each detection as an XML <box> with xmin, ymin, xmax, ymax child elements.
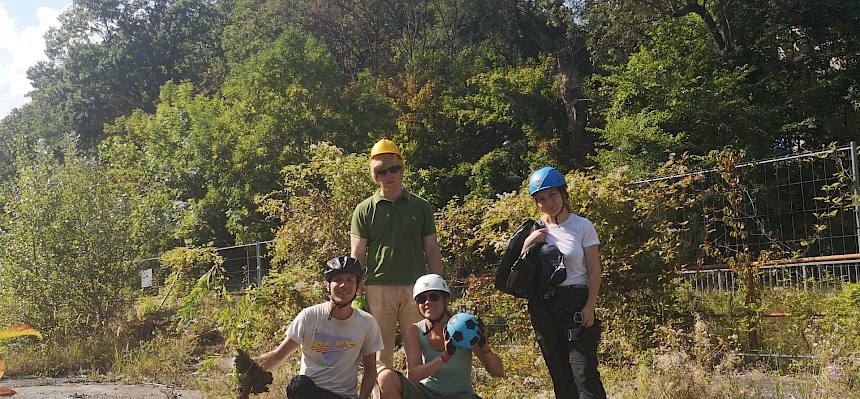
<box><xmin>377</xmin><ymin>274</ymin><xmax>505</xmax><ymax>399</ymax></box>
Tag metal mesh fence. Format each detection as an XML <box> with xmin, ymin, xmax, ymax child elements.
<box><xmin>685</xmin><ymin>257</ymin><xmax>860</xmax><ymax>292</ymax></box>
<box><xmin>631</xmin><ymin>144</ymin><xmax>860</xmax><ymax>290</ymax></box>
<box><xmin>135</xmin><ymin>240</ymin><xmax>273</xmax><ymax>292</ymax></box>
<box><xmin>137</xmin><ymin>144</ymin><xmax>860</xmax><ymax>295</ymax></box>
<box><xmin>703</xmin><ymin>146</ymin><xmax>859</xmax><ymax>258</ymax></box>
<box><xmin>219</xmin><ymin>241</ymin><xmax>273</xmax><ymax>291</ymax></box>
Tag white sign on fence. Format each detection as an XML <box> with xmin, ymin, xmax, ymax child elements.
<box><xmin>140</xmin><ymin>268</ymin><xmax>153</xmax><ymax>288</ymax></box>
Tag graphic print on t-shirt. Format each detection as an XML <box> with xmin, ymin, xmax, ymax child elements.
<box><xmin>310</xmin><ymin>332</ymin><xmax>357</xmax><ymax>363</ymax></box>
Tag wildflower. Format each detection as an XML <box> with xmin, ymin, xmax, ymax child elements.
<box><xmin>830</xmin><ymin>367</ymin><xmax>843</xmax><ymax>380</ymax></box>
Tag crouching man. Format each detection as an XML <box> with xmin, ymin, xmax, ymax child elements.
<box><xmin>254</xmin><ymin>256</ymin><xmax>384</xmax><ymax>399</ymax></box>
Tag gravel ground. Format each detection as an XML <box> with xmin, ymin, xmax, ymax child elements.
<box><xmin>1</xmin><ymin>378</ymin><xmax>202</xmax><ymax>399</ymax></box>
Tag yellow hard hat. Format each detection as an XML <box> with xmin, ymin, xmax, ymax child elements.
<box><xmin>369</xmin><ymin>138</ymin><xmax>403</xmax><ymax>160</ymax></box>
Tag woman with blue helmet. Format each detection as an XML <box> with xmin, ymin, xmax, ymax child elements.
<box><xmin>523</xmin><ymin>166</ymin><xmax>606</xmax><ymax>399</ymax></box>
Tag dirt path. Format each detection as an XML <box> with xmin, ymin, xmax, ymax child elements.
<box><xmin>1</xmin><ymin>378</ymin><xmax>202</xmax><ymax>399</ymax></box>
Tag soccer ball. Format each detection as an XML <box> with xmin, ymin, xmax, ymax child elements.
<box><xmin>446</xmin><ymin>312</ymin><xmax>480</xmax><ymax>349</ymax></box>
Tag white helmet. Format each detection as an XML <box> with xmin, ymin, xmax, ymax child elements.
<box><xmin>413</xmin><ymin>274</ymin><xmax>451</xmax><ymax>299</ymax></box>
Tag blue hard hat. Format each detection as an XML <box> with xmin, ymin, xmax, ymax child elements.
<box><xmin>528</xmin><ymin>167</ymin><xmax>566</xmax><ymax>196</ymax></box>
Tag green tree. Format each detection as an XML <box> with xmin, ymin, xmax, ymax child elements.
<box><xmin>448</xmin><ymin>58</ymin><xmax>569</xmax><ymax>179</ymax></box>
<box><xmin>591</xmin><ymin>16</ymin><xmax>779</xmax><ymax>175</ymax></box>
<box><xmin>268</xmin><ymin>0</ymin><xmax>563</xmax><ymax>77</ymax></box>
<box><xmin>101</xmin><ymin>82</ymin><xmax>234</xmax><ymax>244</ymax></box>
<box><xmin>102</xmin><ymin>28</ymin><xmax>397</xmax><ymax>245</ymax></box>
<box><xmin>0</xmin><ymin>100</ymin><xmax>77</xmax><ymax>183</ymax></box>
<box><xmin>25</xmin><ymin>0</ymin><xmax>230</xmax><ymax>149</ymax></box>
<box><xmin>0</xmin><ymin>150</ymin><xmax>170</xmax><ymax>336</ymax></box>
<box><xmin>221</xmin><ymin>0</ymin><xmax>290</xmax><ymax>65</ymax></box>
<box><xmin>751</xmin><ymin>0</ymin><xmax>860</xmax><ymax>146</ymax></box>
<box><xmin>585</xmin><ymin>0</ymin><xmax>859</xmax><ymax>175</ymax></box>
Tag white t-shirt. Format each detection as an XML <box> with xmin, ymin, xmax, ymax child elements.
<box><xmin>285</xmin><ymin>302</ymin><xmax>384</xmax><ymax>398</ymax></box>
<box><xmin>545</xmin><ymin>213</ymin><xmax>601</xmax><ymax>286</ymax></box>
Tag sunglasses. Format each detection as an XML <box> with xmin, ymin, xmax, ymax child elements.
<box><xmin>414</xmin><ymin>292</ymin><xmax>442</xmax><ymax>303</ymax></box>
<box><xmin>374</xmin><ymin>165</ymin><xmax>402</xmax><ymax>176</ymax></box>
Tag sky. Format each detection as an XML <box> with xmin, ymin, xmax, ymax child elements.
<box><xmin>0</xmin><ymin>0</ymin><xmax>71</xmax><ymax>119</ymax></box>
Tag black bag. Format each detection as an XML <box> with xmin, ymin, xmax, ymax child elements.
<box><xmin>533</xmin><ymin>242</ymin><xmax>567</xmax><ymax>296</ymax></box>
<box><xmin>496</xmin><ymin>221</ymin><xmax>567</xmax><ymax>298</ymax></box>
<box><xmin>495</xmin><ymin>220</ymin><xmax>538</xmax><ymax>298</ymax></box>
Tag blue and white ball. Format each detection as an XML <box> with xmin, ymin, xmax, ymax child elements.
<box><xmin>446</xmin><ymin>312</ymin><xmax>480</xmax><ymax>349</ymax></box>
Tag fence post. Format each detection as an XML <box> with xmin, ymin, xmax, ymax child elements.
<box><xmin>256</xmin><ymin>242</ymin><xmax>263</xmax><ymax>285</ymax></box>
<box><xmin>802</xmin><ymin>264</ymin><xmax>808</xmax><ymax>290</ymax></box>
<box><xmin>851</xmin><ymin>141</ymin><xmax>860</xmax><ymax>254</ymax></box>
<box><xmin>718</xmin><ymin>271</ymin><xmax>724</xmax><ymax>292</ymax></box>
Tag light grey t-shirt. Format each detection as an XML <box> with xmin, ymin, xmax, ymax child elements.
<box><xmin>546</xmin><ymin>213</ymin><xmax>601</xmax><ymax>286</ymax></box>
<box><xmin>285</xmin><ymin>302</ymin><xmax>384</xmax><ymax>398</ymax></box>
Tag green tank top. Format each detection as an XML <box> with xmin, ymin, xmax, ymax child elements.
<box><xmin>417</xmin><ymin>319</ymin><xmax>473</xmax><ymax>395</ymax></box>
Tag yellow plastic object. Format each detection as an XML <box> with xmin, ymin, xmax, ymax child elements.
<box><xmin>369</xmin><ymin>139</ymin><xmax>402</xmax><ymax>160</ymax></box>
<box><xmin>0</xmin><ymin>324</ymin><xmax>41</xmax><ymax>395</ymax></box>
<box><xmin>0</xmin><ymin>325</ymin><xmax>42</xmax><ymax>341</ymax></box>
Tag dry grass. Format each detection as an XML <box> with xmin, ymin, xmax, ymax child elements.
<box><xmin>5</xmin><ymin>283</ymin><xmax>857</xmax><ymax>399</ymax></box>
<box><xmin>5</xmin><ymin>331</ymin><xmax>858</xmax><ymax>399</ymax></box>
<box><xmin>604</xmin><ymin>356</ymin><xmax>859</xmax><ymax>399</ymax></box>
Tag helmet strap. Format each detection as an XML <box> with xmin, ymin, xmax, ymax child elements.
<box><xmin>553</xmin><ymin>190</ymin><xmax>570</xmax><ymax>225</ymax></box>
<box><xmin>327</xmin><ymin>284</ymin><xmax>357</xmax><ymax>320</ymax></box>
<box><xmin>423</xmin><ymin>308</ymin><xmax>451</xmax><ymax>336</ymax></box>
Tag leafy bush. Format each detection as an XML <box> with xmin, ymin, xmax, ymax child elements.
<box><xmin>259</xmin><ymin>142</ymin><xmax>375</xmax><ymax>268</ymax></box>
<box><xmin>435</xmin><ymin>196</ymin><xmax>494</xmax><ymax>278</ymax></box>
<box><xmin>421</xmin><ymin>162</ymin><xmax>707</xmax><ymax>374</ymax></box>
<box><xmin>133</xmin><ymin>246</ymin><xmax>223</xmax><ymax>324</ymax></box>
<box><xmin>451</xmin><ymin>276</ymin><xmax>532</xmax><ymax>342</ymax></box>
<box><xmin>467</xmin><ymin>147</ymin><xmax>529</xmax><ymax>198</ymax></box>
<box><xmin>808</xmin><ymin>283</ymin><xmax>860</xmax><ymax>391</ymax></box>
<box><xmin>0</xmin><ymin>152</ymin><xmax>166</xmax><ymax>338</ymax></box>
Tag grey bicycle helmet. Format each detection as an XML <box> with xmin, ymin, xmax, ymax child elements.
<box><xmin>324</xmin><ymin>256</ymin><xmax>364</xmax><ymax>282</ymax></box>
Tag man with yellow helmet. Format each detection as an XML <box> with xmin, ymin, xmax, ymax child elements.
<box><xmin>350</xmin><ymin>138</ymin><xmax>444</xmax><ymax>371</ymax></box>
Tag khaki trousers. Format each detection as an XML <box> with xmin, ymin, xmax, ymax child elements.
<box><xmin>366</xmin><ymin>284</ymin><xmax>421</xmax><ymax>369</ymax></box>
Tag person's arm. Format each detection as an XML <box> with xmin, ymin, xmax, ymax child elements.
<box><xmin>404</xmin><ymin>324</ymin><xmax>446</xmax><ymax>382</ymax></box>
<box><xmin>350</xmin><ymin>204</ymin><xmax>369</xmax><ymax>268</ymax></box>
<box><xmin>422</xmin><ymin>234</ymin><xmax>443</xmax><ymax>275</ymax></box>
<box><xmin>351</xmin><ymin>234</ymin><xmax>368</xmax><ymax>268</ymax></box>
<box><xmin>521</xmin><ymin>228</ymin><xmax>548</xmax><ymax>254</ymax></box>
<box><xmin>358</xmin><ymin>352</ymin><xmax>377</xmax><ymax>399</ymax></box>
<box><xmin>254</xmin><ymin>336</ymin><xmax>300</xmax><ymax>371</ymax></box>
<box><xmin>582</xmin><ymin>244</ymin><xmax>601</xmax><ymax>328</ymax></box>
<box><xmin>473</xmin><ymin>345</ymin><xmax>505</xmax><ymax>377</ymax></box>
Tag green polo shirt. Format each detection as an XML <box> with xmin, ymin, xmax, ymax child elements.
<box><xmin>351</xmin><ymin>189</ymin><xmax>436</xmax><ymax>285</ymax></box>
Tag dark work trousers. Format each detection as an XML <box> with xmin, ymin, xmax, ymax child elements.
<box><xmin>285</xmin><ymin>375</ymin><xmax>348</xmax><ymax>399</ymax></box>
<box><xmin>528</xmin><ymin>286</ymin><xmax>607</xmax><ymax>399</ymax></box>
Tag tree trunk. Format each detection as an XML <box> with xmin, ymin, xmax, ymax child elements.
<box><xmin>743</xmin><ymin>268</ymin><xmax>761</xmax><ymax>350</ymax></box>
<box><xmin>673</xmin><ymin>0</ymin><xmax>735</xmax><ymax>54</ymax></box>
<box><xmin>556</xmin><ymin>46</ymin><xmax>593</xmax><ymax>164</ymax></box>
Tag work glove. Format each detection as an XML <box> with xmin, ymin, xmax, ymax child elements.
<box><xmin>440</xmin><ymin>328</ymin><xmax>457</xmax><ymax>363</ymax></box>
<box><xmin>235</xmin><ymin>348</ymin><xmax>273</xmax><ymax>399</ymax></box>
<box><xmin>475</xmin><ymin>317</ymin><xmax>490</xmax><ymax>350</ymax></box>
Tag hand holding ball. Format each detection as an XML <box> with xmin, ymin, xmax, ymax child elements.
<box><xmin>445</xmin><ymin>312</ymin><xmax>481</xmax><ymax>349</ymax></box>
